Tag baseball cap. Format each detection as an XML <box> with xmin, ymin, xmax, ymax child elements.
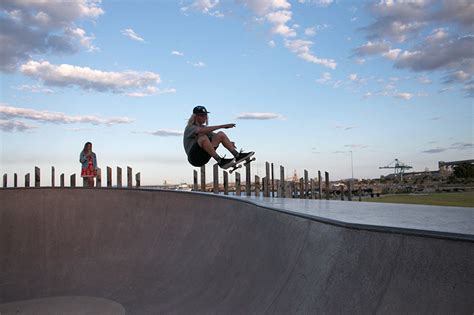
<box><xmin>193</xmin><ymin>105</ymin><xmax>210</xmax><ymax>114</ymax></box>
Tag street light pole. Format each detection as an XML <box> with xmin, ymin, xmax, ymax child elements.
<box><xmin>350</xmin><ymin>151</ymin><xmax>354</xmax><ymax>180</ymax></box>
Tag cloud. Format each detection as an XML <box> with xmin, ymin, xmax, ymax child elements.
<box><xmin>316</xmin><ymin>72</ymin><xmax>331</xmax><ymax>83</ymax></box>
<box><xmin>20</xmin><ymin>60</ymin><xmax>162</xmax><ymax>95</ymax></box>
<box><xmin>15</xmin><ymin>84</ymin><xmax>54</xmax><ymax>94</ymax></box>
<box><xmin>335</xmin><ymin>125</ymin><xmax>359</xmax><ymax>130</ymax></box>
<box><xmin>0</xmin><ymin>119</ymin><xmax>37</xmax><ymax>132</ymax></box>
<box><xmin>238</xmin><ymin>0</ymin><xmax>336</xmax><ymax>69</ymax></box>
<box><xmin>353</xmin><ymin>41</ymin><xmax>391</xmax><ymax>56</ymax></box>
<box><xmin>0</xmin><ymin>0</ymin><xmax>103</xmax><ymax>72</ymax></box>
<box><xmin>188</xmin><ymin>61</ymin><xmax>206</xmax><ymax>67</ymax></box>
<box><xmin>0</xmin><ymin>103</ymin><xmax>133</xmax><ymax>126</ymax></box>
<box><xmin>284</xmin><ymin>39</ymin><xmax>336</xmax><ymax>69</ymax></box>
<box><xmin>138</xmin><ymin>129</ymin><xmax>184</xmax><ymax>137</ymax></box>
<box><xmin>304</xmin><ymin>27</ymin><xmax>316</xmax><ymax>36</ymax></box>
<box><xmin>298</xmin><ymin>0</ymin><xmax>334</xmax><ymax>7</ymax></box>
<box><xmin>235</xmin><ymin>112</ymin><xmax>285</xmax><ymax>120</ymax></box>
<box><xmin>450</xmin><ymin>142</ymin><xmax>474</xmax><ymax>150</ymax></box>
<box><xmin>344</xmin><ymin>144</ymin><xmax>368</xmax><ymax>149</ymax></box>
<box><xmin>358</xmin><ymin>0</ymin><xmax>474</xmax><ymax>96</ymax></box>
<box><xmin>181</xmin><ymin>0</ymin><xmax>224</xmax><ymax>17</ymax></box>
<box><xmin>121</xmin><ymin>28</ymin><xmax>145</xmax><ymax>42</ymax></box>
<box><xmin>422</xmin><ymin>148</ymin><xmax>446</xmax><ymax>154</ymax></box>
<box><xmin>126</xmin><ymin>87</ymin><xmax>176</xmax><ymax>98</ymax></box>
<box><xmin>172</xmin><ymin>50</ymin><xmax>184</xmax><ymax>56</ymax></box>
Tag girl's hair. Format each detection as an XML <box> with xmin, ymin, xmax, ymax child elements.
<box><xmin>83</xmin><ymin>142</ymin><xmax>92</xmax><ymax>152</ymax></box>
<box><xmin>187</xmin><ymin>114</ymin><xmax>208</xmax><ymax>127</ymax></box>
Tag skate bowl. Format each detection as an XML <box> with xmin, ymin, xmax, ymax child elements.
<box><xmin>1</xmin><ymin>188</ymin><xmax>473</xmax><ymax>314</ymax></box>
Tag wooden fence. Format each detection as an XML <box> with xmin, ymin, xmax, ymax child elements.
<box><xmin>192</xmin><ymin>161</ymin><xmax>362</xmax><ymax>200</ymax></box>
<box><xmin>2</xmin><ymin>166</ymin><xmax>141</xmax><ymax>188</ymax></box>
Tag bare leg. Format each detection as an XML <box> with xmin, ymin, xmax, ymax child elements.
<box><xmin>88</xmin><ymin>177</ymin><xmax>94</xmax><ymax>187</ymax></box>
<box><xmin>198</xmin><ymin>135</ymin><xmax>218</xmax><ymax>156</ymax></box>
<box><xmin>210</xmin><ymin>132</ymin><xmax>237</xmax><ymax>156</ymax></box>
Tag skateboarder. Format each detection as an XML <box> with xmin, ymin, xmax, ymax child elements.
<box><xmin>183</xmin><ymin>105</ymin><xmax>253</xmax><ymax>169</ymax></box>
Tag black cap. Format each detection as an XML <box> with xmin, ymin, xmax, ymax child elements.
<box><xmin>193</xmin><ymin>105</ymin><xmax>210</xmax><ymax>114</ymax></box>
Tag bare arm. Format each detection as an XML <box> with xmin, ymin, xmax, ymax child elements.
<box><xmin>197</xmin><ymin>123</ymin><xmax>235</xmax><ymax>135</ymax></box>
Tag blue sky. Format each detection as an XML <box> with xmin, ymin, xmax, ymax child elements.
<box><xmin>1</xmin><ymin>0</ymin><xmax>473</xmax><ymax>186</ymax></box>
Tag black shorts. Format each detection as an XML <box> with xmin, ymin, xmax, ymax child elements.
<box><xmin>188</xmin><ymin>143</ymin><xmax>215</xmax><ymax>167</ymax></box>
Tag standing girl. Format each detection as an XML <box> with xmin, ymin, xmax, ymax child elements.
<box><xmin>80</xmin><ymin>142</ymin><xmax>98</xmax><ymax>187</ymax></box>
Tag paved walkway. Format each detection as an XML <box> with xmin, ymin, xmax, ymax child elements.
<box><xmin>226</xmin><ymin>195</ymin><xmax>474</xmax><ymax>241</ymax></box>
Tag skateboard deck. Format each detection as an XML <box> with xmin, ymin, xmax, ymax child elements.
<box><xmin>229</xmin><ymin>153</ymin><xmax>256</xmax><ymax>174</ymax></box>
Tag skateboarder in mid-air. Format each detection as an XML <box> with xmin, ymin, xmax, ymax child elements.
<box><xmin>183</xmin><ymin>105</ymin><xmax>254</xmax><ymax>169</ymax></box>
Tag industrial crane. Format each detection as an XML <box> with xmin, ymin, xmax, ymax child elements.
<box><xmin>379</xmin><ymin>159</ymin><xmax>413</xmax><ymax>180</ymax></box>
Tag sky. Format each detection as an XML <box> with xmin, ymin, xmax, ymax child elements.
<box><xmin>1</xmin><ymin>0</ymin><xmax>473</xmax><ymax>186</ymax></box>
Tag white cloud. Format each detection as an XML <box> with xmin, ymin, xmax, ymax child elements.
<box><xmin>127</xmin><ymin>87</ymin><xmax>176</xmax><ymax>98</ymax></box>
<box><xmin>0</xmin><ymin>0</ymin><xmax>103</xmax><ymax>72</ymax></box>
<box><xmin>304</xmin><ymin>27</ymin><xmax>316</xmax><ymax>36</ymax></box>
<box><xmin>181</xmin><ymin>0</ymin><xmax>224</xmax><ymax>17</ymax></box>
<box><xmin>285</xmin><ymin>39</ymin><xmax>336</xmax><ymax>69</ymax></box>
<box><xmin>0</xmin><ymin>104</ymin><xmax>133</xmax><ymax>127</ymax></box>
<box><xmin>20</xmin><ymin>60</ymin><xmax>162</xmax><ymax>95</ymax></box>
<box><xmin>189</xmin><ymin>61</ymin><xmax>206</xmax><ymax>67</ymax></box>
<box><xmin>316</xmin><ymin>72</ymin><xmax>331</xmax><ymax>83</ymax></box>
<box><xmin>382</xmin><ymin>48</ymin><xmax>401</xmax><ymax>60</ymax></box>
<box><xmin>15</xmin><ymin>84</ymin><xmax>54</xmax><ymax>94</ymax></box>
<box><xmin>268</xmin><ymin>40</ymin><xmax>276</xmax><ymax>47</ymax></box>
<box><xmin>394</xmin><ymin>92</ymin><xmax>413</xmax><ymax>100</ymax></box>
<box><xmin>235</xmin><ymin>112</ymin><xmax>285</xmax><ymax>120</ymax></box>
<box><xmin>359</xmin><ymin>0</ymin><xmax>474</xmax><ymax>96</ymax></box>
<box><xmin>0</xmin><ymin>119</ymin><xmax>37</xmax><ymax>132</ymax></box>
<box><xmin>121</xmin><ymin>28</ymin><xmax>145</xmax><ymax>42</ymax></box>
<box><xmin>139</xmin><ymin>129</ymin><xmax>184</xmax><ymax>137</ymax></box>
<box><xmin>171</xmin><ymin>50</ymin><xmax>184</xmax><ymax>56</ymax></box>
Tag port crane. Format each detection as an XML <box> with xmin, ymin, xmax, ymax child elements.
<box><xmin>379</xmin><ymin>159</ymin><xmax>413</xmax><ymax>180</ymax></box>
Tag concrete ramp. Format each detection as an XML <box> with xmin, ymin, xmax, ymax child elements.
<box><xmin>1</xmin><ymin>188</ymin><xmax>473</xmax><ymax>314</ymax></box>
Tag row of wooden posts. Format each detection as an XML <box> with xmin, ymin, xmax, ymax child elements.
<box><xmin>192</xmin><ymin>162</ymin><xmax>357</xmax><ymax>201</ymax></box>
<box><xmin>2</xmin><ymin>166</ymin><xmax>141</xmax><ymax>188</ymax></box>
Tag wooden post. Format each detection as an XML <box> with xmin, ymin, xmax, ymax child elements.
<box><xmin>299</xmin><ymin>178</ymin><xmax>304</xmax><ymax>199</ymax></box>
<box><xmin>310</xmin><ymin>178</ymin><xmax>315</xmax><ymax>199</ymax></box>
<box><xmin>223</xmin><ymin>171</ymin><xmax>229</xmax><ymax>195</ymax></box>
<box><xmin>106</xmin><ymin>167</ymin><xmax>112</xmax><ymax>187</ymax></box>
<box><xmin>117</xmin><ymin>167</ymin><xmax>122</xmax><ymax>188</ymax></box>
<box><xmin>235</xmin><ymin>172</ymin><xmax>241</xmax><ymax>196</ymax></box>
<box><xmin>325</xmin><ymin>171</ymin><xmax>330</xmax><ymax>200</ymax></box>
<box><xmin>245</xmin><ymin>161</ymin><xmax>251</xmax><ymax>196</ymax></box>
<box><xmin>213</xmin><ymin>164</ymin><xmax>219</xmax><ymax>194</ymax></box>
<box><xmin>70</xmin><ymin>174</ymin><xmax>76</xmax><ymax>187</ymax></box>
<box><xmin>3</xmin><ymin>174</ymin><xmax>6</xmax><ymax>188</ymax></box>
<box><xmin>358</xmin><ymin>187</ymin><xmax>362</xmax><ymax>202</ymax></box>
<box><xmin>14</xmin><ymin>173</ymin><xmax>18</xmax><ymax>188</ymax></box>
<box><xmin>276</xmin><ymin>179</ymin><xmax>281</xmax><ymax>197</ymax></box>
<box><xmin>280</xmin><ymin>166</ymin><xmax>285</xmax><ymax>198</ymax></box>
<box><xmin>200</xmin><ymin>165</ymin><xmax>206</xmax><ymax>192</ymax></box>
<box><xmin>127</xmin><ymin>167</ymin><xmax>132</xmax><ymax>188</ymax></box>
<box><xmin>193</xmin><ymin>170</ymin><xmax>198</xmax><ymax>191</ymax></box>
<box><xmin>51</xmin><ymin>166</ymin><xmax>55</xmax><ymax>187</ymax></box>
<box><xmin>271</xmin><ymin>163</ymin><xmax>275</xmax><ymax>197</ymax></box>
<box><xmin>264</xmin><ymin>162</ymin><xmax>270</xmax><ymax>197</ymax></box>
<box><xmin>318</xmin><ymin>170</ymin><xmax>322</xmax><ymax>199</ymax></box>
<box><xmin>304</xmin><ymin>170</ymin><xmax>309</xmax><ymax>199</ymax></box>
<box><xmin>96</xmin><ymin>168</ymin><xmax>102</xmax><ymax>187</ymax></box>
<box><xmin>25</xmin><ymin>173</ymin><xmax>30</xmax><ymax>187</ymax></box>
<box><xmin>35</xmin><ymin>166</ymin><xmax>40</xmax><ymax>187</ymax></box>
<box><xmin>348</xmin><ymin>181</ymin><xmax>352</xmax><ymax>201</ymax></box>
<box><xmin>60</xmin><ymin>174</ymin><xmax>65</xmax><ymax>187</ymax></box>
<box><xmin>135</xmin><ymin>172</ymin><xmax>141</xmax><ymax>188</ymax></box>
<box><xmin>341</xmin><ymin>185</ymin><xmax>344</xmax><ymax>200</ymax></box>
<box><xmin>255</xmin><ymin>175</ymin><xmax>261</xmax><ymax>197</ymax></box>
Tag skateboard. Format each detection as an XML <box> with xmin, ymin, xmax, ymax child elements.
<box><xmin>229</xmin><ymin>154</ymin><xmax>256</xmax><ymax>174</ymax></box>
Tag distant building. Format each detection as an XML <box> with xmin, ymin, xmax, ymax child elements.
<box><xmin>439</xmin><ymin>159</ymin><xmax>474</xmax><ymax>177</ymax></box>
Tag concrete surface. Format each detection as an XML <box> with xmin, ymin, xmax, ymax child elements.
<box><xmin>1</xmin><ymin>188</ymin><xmax>473</xmax><ymax>314</ymax></box>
